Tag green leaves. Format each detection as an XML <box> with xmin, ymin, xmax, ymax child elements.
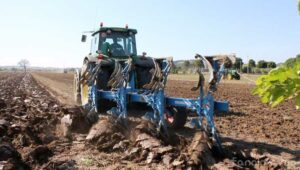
<box><xmin>298</xmin><ymin>0</ymin><xmax>300</xmax><ymax>14</ymax></box>
<box><xmin>252</xmin><ymin>59</ymin><xmax>300</xmax><ymax>109</ymax></box>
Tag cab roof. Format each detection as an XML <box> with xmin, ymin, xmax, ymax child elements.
<box><xmin>92</xmin><ymin>27</ymin><xmax>137</xmax><ymax>36</ymax></box>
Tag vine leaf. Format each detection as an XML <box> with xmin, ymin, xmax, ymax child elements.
<box><xmin>252</xmin><ymin>59</ymin><xmax>300</xmax><ymax>109</ymax></box>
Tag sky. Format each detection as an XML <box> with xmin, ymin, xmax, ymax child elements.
<box><xmin>0</xmin><ymin>0</ymin><xmax>299</xmax><ymax>68</ymax></box>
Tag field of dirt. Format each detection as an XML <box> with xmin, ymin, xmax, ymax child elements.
<box><xmin>166</xmin><ymin>80</ymin><xmax>300</xmax><ymax>148</ymax></box>
<box><xmin>1</xmin><ymin>72</ymin><xmax>215</xmax><ymax>169</ymax></box>
<box><xmin>166</xmin><ymin>80</ymin><xmax>300</xmax><ymax>168</ymax></box>
<box><xmin>32</xmin><ymin>73</ymin><xmax>76</xmax><ymax>106</ymax></box>
<box><xmin>1</xmin><ymin>71</ymin><xmax>299</xmax><ymax>169</ymax></box>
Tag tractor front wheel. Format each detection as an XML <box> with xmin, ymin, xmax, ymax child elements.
<box><xmin>164</xmin><ymin>107</ymin><xmax>188</xmax><ymax>129</ymax></box>
<box><xmin>235</xmin><ymin>73</ymin><xmax>241</xmax><ymax>80</ymax></box>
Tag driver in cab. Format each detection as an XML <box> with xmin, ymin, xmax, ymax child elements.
<box><xmin>100</xmin><ymin>33</ymin><xmax>125</xmax><ymax>57</ymax></box>
<box><xmin>109</xmin><ymin>37</ymin><xmax>125</xmax><ymax>56</ymax></box>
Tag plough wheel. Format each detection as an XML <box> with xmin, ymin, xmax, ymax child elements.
<box><xmin>235</xmin><ymin>73</ymin><xmax>241</xmax><ymax>80</ymax></box>
<box><xmin>73</xmin><ymin>70</ymin><xmax>81</xmax><ymax>105</ymax></box>
<box><xmin>165</xmin><ymin>107</ymin><xmax>188</xmax><ymax>129</ymax></box>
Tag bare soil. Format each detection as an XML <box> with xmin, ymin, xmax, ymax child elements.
<box><xmin>166</xmin><ymin>80</ymin><xmax>300</xmax><ymax>168</ymax></box>
<box><xmin>3</xmin><ymin>71</ymin><xmax>298</xmax><ymax>169</ymax></box>
<box><xmin>32</xmin><ymin>72</ymin><xmax>76</xmax><ymax>106</ymax></box>
<box><xmin>166</xmin><ymin>80</ymin><xmax>300</xmax><ymax>149</ymax></box>
<box><xmin>0</xmin><ymin>72</ymin><xmax>233</xmax><ymax>169</ymax></box>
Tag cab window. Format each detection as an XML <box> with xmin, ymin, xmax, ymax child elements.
<box><xmin>98</xmin><ymin>31</ymin><xmax>137</xmax><ymax>56</ymax></box>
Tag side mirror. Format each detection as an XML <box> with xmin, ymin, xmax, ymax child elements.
<box><xmin>81</xmin><ymin>35</ymin><xmax>87</xmax><ymax>42</ymax></box>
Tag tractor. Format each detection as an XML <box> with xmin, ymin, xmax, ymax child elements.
<box><xmin>74</xmin><ymin>23</ymin><xmax>233</xmax><ymax>151</ymax></box>
<box><xmin>223</xmin><ymin>69</ymin><xmax>241</xmax><ymax>80</ymax></box>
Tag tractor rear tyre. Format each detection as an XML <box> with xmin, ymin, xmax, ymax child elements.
<box><xmin>73</xmin><ymin>70</ymin><xmax>81</xmax><ymax>105</ymax></box>
<box><xmin>164</xmin><ymin>107</ymin><xmax>188</xmax><ymax>129</ymax></box>
<box><xmin>235</xmin><ymin>73</ymin><xmax>241</xmax><ymax>80</ymax></box>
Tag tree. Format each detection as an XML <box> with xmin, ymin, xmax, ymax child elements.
<box><xmin>242</xmin><ymin>65</ymin><xmax>251</xmax><ymax>73</ymax></box>
<box><xmin>284</xmin><ymin>56</ymin><xmax>300</xmax><ymax>68</ymax></box>
<box><xmin>252</xmin><ymin>68</ymin><xmax>261</xmax><ymax>74</ymax></box>
<box><xmin>233</xmin><ymin>57</ymin><xmax>243</xmax><ymax>70</ymax></box>
<box><xmin>285</xmin><ymin>58</ymin><xmax>296</xmax><ymax>67</ymax></box>
<box><xmin>183</xmin><ymin>60</ymin><xmax>190</xmax><ymax>68</ymax></box>
<box><xmin>171</xmin><ymin>65</ymin><xmax>179</xmax><ymax>74</ymax></box>
<box><xmin>193</xmin><ymin>60</ymin><xmax>204</xmax><ymax>68</ymax></box>
<box><xmin>18</xmin><ymin>59</ymin><xmax>30</xmax><ymax>72</ymax></box>
<box><xmin>248</xmin><ymin>59</ymin><xmax>256</xmax><ymax>68</ymax></box>
<box><xmin>257</xmin><ymin>60</ymin><xmax>268</xmax><ymax>68</ymax></box>
<box><xmin>267</xmin><ymin>61</ymin><xmax>276</xmax><ymax>68</ymax></box>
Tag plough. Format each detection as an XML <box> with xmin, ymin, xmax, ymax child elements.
<box><xmin>74</xmin><ymin>24</ymin><xmax>233</xmax><ymax>151</ymax></box>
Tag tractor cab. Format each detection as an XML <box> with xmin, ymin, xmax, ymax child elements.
<box><xmin>82</xmin><ymin>26</ymin><xmax>137</xmax><ymax>60</ymax></box>
<box><xmin>80</xmin><ymin>24</ymin><xmax>169</xmax><ymax>92</ymax></box>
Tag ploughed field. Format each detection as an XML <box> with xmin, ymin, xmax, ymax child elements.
<box><xmin>33</xmin><ymin>72</ymin><xmax>300</xmax><ymax>150</ymax></box>
<box><xmin>0</xmin><ymin>71</ymin><xmax>299</xmax><ymax>169</ymax></box>
<box><xmin>167</xmin><ymin>80</ymin><xmax>300</xmax><ymax>150</ymax></box>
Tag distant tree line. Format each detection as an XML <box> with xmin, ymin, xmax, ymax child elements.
<box><xmin>170</xmin><ymin>55</ymin><xmax>298</xmax><ymax>75</ymax></box>
<box><xmin>241</xmin><ymin>59</ymin><xmax>277</xmax><ymax>74</ymax></box>
<box><xmin>240</xmin><ymin>59</ymin><xmax>276</xmax><ymax>73</ymax></box>
<box><xmin>241</xmin><ymin>55</ymin><xmax>300</xmax><ymax>74</ymax></box>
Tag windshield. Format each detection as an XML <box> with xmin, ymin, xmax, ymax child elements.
<box><xmin>98</xmin><ymin>31</ymin><xmax>137</xmax><ymax>57</ymax></box>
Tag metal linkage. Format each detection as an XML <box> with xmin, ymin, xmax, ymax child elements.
<box><xmin>80</xmin><ymin>57</ymin><xmax>131</xmax><ymax>120</ymax></box>
<box><xmin>141</xmin><ymin>59</ymin><xmax>172</xmax><ymax>136</ymax></box>
<box><xmin>190</xmin><ymin>54</ymin><xmax>229</xmax><ymax>151</ymax></box>
<box><xmin>107</xmin><ymin>58</ymin><xmax>133</xmax><ymax>119</ymax></box>
<box><xmin>142</xmin><ymin>58</ymin><xmax>163</xmax><ymax>93</ymax></box>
